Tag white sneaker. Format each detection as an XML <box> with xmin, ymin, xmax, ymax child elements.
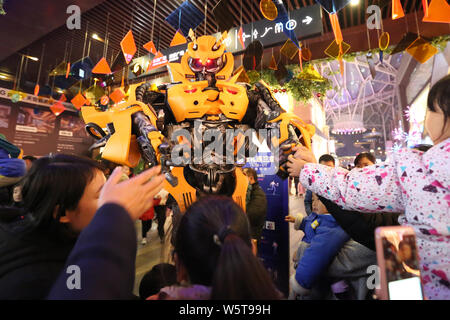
<box><xmin>141</xmin><ymin>238</ymin><xmax>147</xmax><ymax>245</ymax></box>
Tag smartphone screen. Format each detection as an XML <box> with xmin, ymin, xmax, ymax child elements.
<box><xmin>381</xmin><ymin>232</ymin><xmax>423</xmax><ymax>300</ymax></box>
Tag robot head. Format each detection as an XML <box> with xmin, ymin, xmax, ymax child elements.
<box><xmin>185</xmin><ymin>30</ymin><xmax>229</xmax><ymax>82</ymax></box>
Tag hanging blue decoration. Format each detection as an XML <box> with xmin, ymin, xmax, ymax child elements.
<box><xmin>70</xmin><ymin>57</ymin><xmax>94</xmax><ymax>81</ymax></box>
<box><xmin>165</xmin><ymin>1</ymin><xmax>205</xmax><ymax>37</ymax></box>
<box><xmin>53</xmin><ymin>75</ymin><xmax>77</xmax><ymax>90</ymax></box>
<box><xmin>273</xmin><ymin>0</ymin><xmax>300</xmax><ymax>49</ymax></box>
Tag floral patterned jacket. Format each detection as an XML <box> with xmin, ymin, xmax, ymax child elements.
<box><xmin>299</xmin><ymin>138</ymin><xmax>450</xmax><ymax>299</ymax></box>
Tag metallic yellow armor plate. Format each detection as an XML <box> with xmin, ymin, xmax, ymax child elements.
<box><xmin>167</xmin><ymin>80</ymin><xmax>248</xmax><ymax>122</ymax></box>
<box><xmin>81</xmin><ymin>82</ymin><xmax>159</xmax><ymax>167</ymax></box>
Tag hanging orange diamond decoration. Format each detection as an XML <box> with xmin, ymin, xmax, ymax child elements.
<box><xmin>71</xmin><ymin>92</ymin><xmax>86</xmax><ymax>110</ymax></box>
<box><xmin>50</xmin><ymin>102</ymin><xmax>66</xmax><ymax>116</ymax></box>
<box><xmin>280</xmin><ymin>39</ymin><xmax>299</xmax><ymax>60</ymax></box>
<box><xmin>405</xmin><ymin>37</ymin><xmax>438</xmax><ymax>63</ymax></box>
<box><xmin>121</xmin><ymin>30</ymin><xmax>137</xmax><ymax>65</ymax></box>
<box><xmin>143</xmin><ymin>40</ymin><xmax>157</xmax><ymax>55</ymax></box>
<box><xmin>392</xmin><ymin>0</ymin><xmax>405</xmax><ymax>20</ymax></box>
<box><xmin>59</xmin><ymin>94</ymin><xmax>67</xmax><ymax>102</ymax></box>
<box><xmin>324</xmin><ymin>40</ymin><xmax>350</xmax><ymax>59</ymax></box>
<box><xmin>110</xmin><ymin>88</ymin><xmax>125</xmax><ymax>104</ymax></box>
<box><xmin>92</xmin><ymin>57</ymin><xmax>112</xmax><ymax>74</ymax></box>
<box><xmin>170</xmin><ymin>30</ymin><xmax>187</xmax><ymax>47</ymax></box>
<box><xmin>422</xmin><ymin>0</ymin><xmax>450</xmax><ymax>23</ymax></box>
<box><xmin>269</xmin><ymin>55</ymin><xmax>277</xmax><ymax>70</ymax></box>
<box><xmin>235</xmin><ymin>66</ymin><xmax>250</xmax><ymax>83</ymax></box>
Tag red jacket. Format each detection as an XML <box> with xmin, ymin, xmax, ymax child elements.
<box><xmin>139</xmin><ymin>198</ymin><xmax>161</xmax><ymax>221</ymax></box>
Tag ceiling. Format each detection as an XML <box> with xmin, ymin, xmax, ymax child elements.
<box><xmin>0</xmin><ymin>0</ymin><xmax>433</xmax><ymax>93</ymax></box>
<box><xmin>0</xmin><ymin>0</ymin><xmax>107</xmax><ymax>62</ymax></box>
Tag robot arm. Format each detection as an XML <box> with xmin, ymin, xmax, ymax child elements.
<box><xmin>133</xmin><ymin>83</ymin><xmax>180</xmax><ymax>187</ymax></box>
<box><xmin>251</xmin><ymin>81</ymin><xmax>315</xmax><ymax>179</ymax></box>
<box><xmin>132</xmin><ymin>111</ymin><xmax>163</xmax><ymax>167</ymax></box>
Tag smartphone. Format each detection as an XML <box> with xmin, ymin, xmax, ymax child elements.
<box><xmin>375</xmin><ymin>226</ymin><xmax>424</xmax><ymax>300</ymax></box>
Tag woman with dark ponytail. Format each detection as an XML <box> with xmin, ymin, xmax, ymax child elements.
<box><xmin>149</xmin><ymin>196</ymin><xmax>281</xmax><ymax>300</ymax></box>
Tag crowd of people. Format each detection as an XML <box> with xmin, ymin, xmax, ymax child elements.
<box><xmin>0</xmin><ymin>75</ymin><xmax>448</xmax><ymax>300</ymax></box>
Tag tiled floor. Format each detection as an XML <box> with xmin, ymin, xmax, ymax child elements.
<box><xmin>133</xmin><ymin>193</ymin><xmax>307</xmax><ymax>297</ymax></box>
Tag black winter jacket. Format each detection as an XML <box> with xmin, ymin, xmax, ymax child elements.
<box><xmin>0</xmin><ymin>208</ymin><xmax>76</xmax><ymax>299</ymax></box>
<box><xmin>318</xmin><ymin>196</ymin><xmax>401</xmax><ymax>251</ymax></box>
<box><xmin>246</xmin><ymin>182</ymin><xmax>267</xmax><ymax>241</ymax></box>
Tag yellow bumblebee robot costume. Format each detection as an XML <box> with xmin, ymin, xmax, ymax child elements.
<box><xmin>82</xmin><ymin>30</ymin><xmax>315</xmax><ymax>213</ymax></box>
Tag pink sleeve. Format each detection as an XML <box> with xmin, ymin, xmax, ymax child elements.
<box><xmin>299</xmin><ymin>163</ymin><xmax>405</xmax><ymax>213</ymax></box>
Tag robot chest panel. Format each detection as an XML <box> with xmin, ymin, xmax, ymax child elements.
<box><xmin>167</xmin><ymin>81</ymin><xmax>249</xmax><ymax>122</ymax></box>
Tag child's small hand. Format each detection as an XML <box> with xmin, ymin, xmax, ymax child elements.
<box><xmin>287</xmin><ymin>155</ymin><xmax>306</xmax><ymax>177</ymax></box>
<box><xmin>285</xmin><ymin>215</ymin><xmax>296</xmax><ymax>223</ymax></box>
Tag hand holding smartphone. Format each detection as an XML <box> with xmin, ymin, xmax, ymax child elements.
<box><xmin>375</xmin><ymin>226</ymin><xmax>424</xmax><ymax>300</ymax></box>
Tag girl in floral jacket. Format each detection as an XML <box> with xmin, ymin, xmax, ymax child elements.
<box><xmin>287</xmin><ymin>75</ymin><xmax>450</xmax><ymax>299</ymax></box>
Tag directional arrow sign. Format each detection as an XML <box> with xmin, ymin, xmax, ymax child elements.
<box><xmin>302</xmin><ymin>16</ymin><xmax>313</xmax><ymax>25</ymax></box>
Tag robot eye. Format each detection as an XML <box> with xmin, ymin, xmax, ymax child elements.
<box><xmin>193</xmin><ymin>59</ymin><xmax>204</xmax><ymax>69</ymax></box>
<box><xmin>189</xmin><ymin>58</ymin><xmax>205</xmax><ymax>72</ymax></box>
<box><xmin>205</xmin><ymin>58</ymin><xmax>223</xmax><ymax>72</ymax></box>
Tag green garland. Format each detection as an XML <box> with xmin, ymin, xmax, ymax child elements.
<box><xmin>243</xmin><ymin>35</ymin><xmax>449</xmax><ymax>102</ymax></box>
<box><xmin>246</xmin><ymin>63</ymin><xmax>333</xmax><ymax>102</ymax></box>
<box><xmin>286</xmin><ymin>76</ymin><xmax>333</xmax><ymax>102</ymax></box>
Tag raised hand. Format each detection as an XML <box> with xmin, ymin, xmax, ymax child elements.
<box><xmin>98</xmin><ymin>165</ymin><xmax>165</xmax><ymax>220</ymax></box>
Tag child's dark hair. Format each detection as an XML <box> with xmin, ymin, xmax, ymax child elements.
<box><xmin>318</xmin><ymin>154</ymin><xmax>335</xmax><ymax>165</ymax></box>
<box><xmin>412</xmin><ymin>144</ymin><xmax>433</xmax><ymax>152</ymax></box>
<box><xmin>354</xmin><ymin>152</ymin><xmax>375</xmax><ymax>167</ymax></box>
<box><xmin>175</xmin><ymin>196</ymin><xmax>280</xmax><ymax>300</ymax></box>
<box><xmin>428</xmin><ymin>75</ymin><xmax>450</xmax><ymax>124</ymax></box>
<box><xmin>139</xmin><ymin>263</ymin><xmax>177</xmax><ymax>299</ymax></box>
<box><xmin>243</xmin><ymin>167</ymin><xmax>258</xmax><ymax>182</ymax></box>
<box><xmin>19</xmin><ymin>154</ymin><xmax>103</xmax><ymax>239</ymax></box>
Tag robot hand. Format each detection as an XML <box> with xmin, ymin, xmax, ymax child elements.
<box><xmin>254</xmin><ymin>82</ymin><xmax>284</xmax><ymax>115</ymax></box>
<box><xmin>277</xmin><ymin>141</ymin><xmax>302</xmax><ymax>179</ymax></box>
<box><xmin>158</xmin><ymin>142</ymin><xmax>178</xmax><ymax>187</ymax></box>
<box><xmin>132</xmin><ymin>111</ymin><xmax>164</xmax><ymax>167</ymax></box>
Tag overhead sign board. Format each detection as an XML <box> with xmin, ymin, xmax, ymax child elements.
<box><xmin>129</xmin><ymin>4</ymin><xmax>323</xmax><ymax>79</ymax></box>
